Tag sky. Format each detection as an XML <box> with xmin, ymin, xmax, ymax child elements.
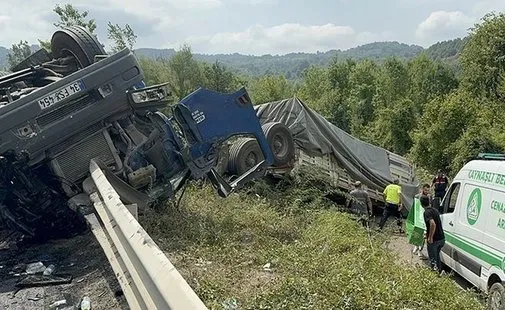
<box><xmin>0</xmin><ymin>0</ymin><xmax>504</xmax><ymax>55</ymax></box>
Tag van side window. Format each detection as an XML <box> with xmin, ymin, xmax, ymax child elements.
<box><xmin>443</xmin><ymin>182</ymin><xmax>460</xmax><ymax>214</ymax></box>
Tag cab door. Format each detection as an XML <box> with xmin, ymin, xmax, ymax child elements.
<box><xmin>439</xmin><ymin>181</ymin><xmax>462</xmax><ymax>269</ymax></box>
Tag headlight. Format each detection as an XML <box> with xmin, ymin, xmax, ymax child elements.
<box><xmin>129</xmin><ymin>83</ymin><xmax>173</xmax><ymax>105</ymax></box>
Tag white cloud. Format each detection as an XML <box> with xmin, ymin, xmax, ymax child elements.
<box><xmin>167</xmin><ymin>23</ymin><xmax>384</xmax><ymax>55</ymax></box>
<box><xmin>472</xmin><ymin>0</ymin><xmax>505</xmax><ymax>18</ymax></box>
<box><xmin>416</xmin><ymin>11</ymin><xmax>474</xmax><ymax>44</ymax></box>
<box><xmin>168</xmin><ymin>0</ymin><xmax>222</xmax><ymax>10</ymax></box>
<box><xmin>0</xmin><ymin>0</ymin><xmax>215</xmax><ymax>48</ymax></box>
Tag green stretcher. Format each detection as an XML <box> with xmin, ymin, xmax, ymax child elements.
<box><xmin>406</xmin><ymin>198</ymin><xmax>426</xmax><ymax>246</ymax></box>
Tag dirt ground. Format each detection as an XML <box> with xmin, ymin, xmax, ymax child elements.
<box><xmin>383</xmin><ymin>226</ymin><xmax>481</xmax><ymax>294</ymax></box>
<box><xmin>0</xmin><ymin>230</ymin><xmax>128</xmax><ymax>310</ymax></box>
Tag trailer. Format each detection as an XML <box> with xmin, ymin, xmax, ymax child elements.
<box><xmin>222</xmin><ymin>97</ymin><xmax>419</xmax><ymax>211</ymax></box>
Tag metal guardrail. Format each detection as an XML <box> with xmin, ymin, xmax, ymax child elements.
<box><xmin>85</xmin><ymin>159</ymin><xmax>208</xmax><ymax>310</ymax></box>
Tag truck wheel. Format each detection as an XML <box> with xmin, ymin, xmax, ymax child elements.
<box><xmin>262</xmin><ymin>122</ymin><xmax>295</xmax><ymax>166</ymax></box>
<box><xmin>488</xmin><ymin>282</ymin><xmax>505</xmax><ymax>310</ymax></box>
<box><xmin>228</xmin><ymin>138</ymin><xmax>264</xmax><ymax>175</ymax></box>
<box><xmin>51</xmin><ymin>26</ymin><xmax>106</xmax><ymax>69</ymax></box>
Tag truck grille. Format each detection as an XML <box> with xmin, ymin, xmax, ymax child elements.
<box><xmin>51</xmin><ymin>128</ymin><xmax>119</xmax><ymax>184</ymax></box>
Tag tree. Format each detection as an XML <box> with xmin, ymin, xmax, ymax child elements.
<box><xmin>202</xmin><ymin>61</ymin><xmax>242</xmax><ymax>92</ymax></box>
<box><xmin>137</xmin><ymin>57</ymin><xmax>171</xmax><ymax>86</ymax></box>
<box><xmin>39</xmin><ymin>4</ymin><xmax>97</xmax><ymax>51</ymax></box>
<box><xmin>38</xmin><ymin>40</ymin><xmax>52</xmax><ymax>51</ymax></box>
<box><xmin>53</xmin><ymin>4</ymin><xmax>96</xmax><ymax>33</ymax></box>
<box><xmin>248</xmin><ymin>75</ymin><xmax>293</xmax><ymax>105</ymax></box>
<box><xmin>347</xmin><ymin>59</ymin><xmax>378</xmax><ymax>137</ymax></box>
<box><xmin>166</xmin><ymin>44</ymin><xmax>204</xmax><ymax>100</ymax></box>
<box><xmin>368</xmin><ymin>98</ymin><xmax>415</xmax><ymax>155</ymax></box>
<box><xmin>297</xmin><ymin>66</ymin><xmax>350</xmax><ymax>131</ymax></box>
<box><xmin>460</xmin><ymin>12</ymin><xmax>505</xmax><ymax>100</ymax></box>
<box><xmin>407</xmin><ymin>53</ymin><xmax>458</xmax><ymax>115</ymax></box>
<box><xmin>297</xmin><ymin>66</ymin><xmax>331</xmax><ymax>106</ymax></box>
<box><xmin>107</xmin><ymin>22</ymin><xmax>137</xmax><ymax>53</ymax></box>
<box><xmin>409</xmin><ymin>90</ymin><xmax>478</xmax><ymax>174</ymax></box>
<box><xmin>373</xmin><ymin>57</ymin><xmax>410</xmax><ymax>109</ymax></box>
<box><xmin>7</xmin><ymin>41</ymin><xmax>32</xmax><ymax>70</ymax></box>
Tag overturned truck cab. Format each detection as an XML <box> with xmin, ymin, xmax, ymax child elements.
<box><xmin>0</xmin><ymin>26</ymin><xmax>293</xmax><ymax>241</ymax></box>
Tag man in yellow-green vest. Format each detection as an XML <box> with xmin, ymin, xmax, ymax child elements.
<box><xmin>379</xmin><ymin>178</ymin><xmax>404</xmax><ymax>232</ymax></box>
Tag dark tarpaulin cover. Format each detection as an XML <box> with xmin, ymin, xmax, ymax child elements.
<box><xmin>254</xmin><ymin>97</ymin><xmax>419</xmax><ymax>209</ymax></box>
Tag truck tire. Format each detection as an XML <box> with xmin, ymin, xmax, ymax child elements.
<box><xmin>262</xmin><ymin>122</ymin><xmax>295</xmax><ymax>166</ymax></box>
<box><xmin>51</xmin><ymin>26</ymin><xmax>106</xmax><ymax>68</ymax></box>
<box><xmin>228</xmin><ymin>138</ymin><xmax>264</xmax><ymax>176</ymax></box>
<box><xmin>488</xmin><ymin>282</ymin><xmax>505</xmax><ymax>310</ymax></box>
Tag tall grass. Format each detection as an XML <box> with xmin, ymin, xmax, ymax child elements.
<box><xmin>141</xmin><ymin>168</ymin><xmax>484</xmax><ymax>309</ymax></box>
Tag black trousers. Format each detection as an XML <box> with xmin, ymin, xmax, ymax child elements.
<box><xmin>379</xmin><ymin>203</ymin><xmax>402</xmax><ymax>229</ymax></box>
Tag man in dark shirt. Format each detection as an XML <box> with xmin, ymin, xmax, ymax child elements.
<box><xmin>420</xmin><ymin>195</ymin><xmax>445</xmax><ymax>273</ymax></box>
<box><xmin>432</xmin><ymin>170</ymin><xmax>449</xmax><ymax>200</ymax></box>
<box><xmin>346</xmin><ymin>181</ymin><xmax>372</xmax><ymax>228</ymax></box>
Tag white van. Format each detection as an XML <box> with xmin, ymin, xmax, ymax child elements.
<box><xmin>439</xmin><ymin>153</ymin><xmax>505</xmax><ymax>309</ymax></box>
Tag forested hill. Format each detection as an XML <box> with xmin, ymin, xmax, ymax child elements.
<box><xmin>135</xmin><ymin>39</ymin><xmax>463</xmax><ymax>79</ymax></box>
<box><xmin>0</xmin><ymin>38</ymin><xmax>465</xmax><ymax>78</ymax></box>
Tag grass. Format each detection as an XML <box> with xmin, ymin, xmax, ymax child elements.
<box><xmin>140</xmin><ymin>168</ymin><xmax>484</xmax><ymax>310</ymax></box>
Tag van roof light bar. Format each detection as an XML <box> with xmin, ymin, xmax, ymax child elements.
<box><xmin>477</xmin><ymin>153</ymin><xmax>505</xmax><ymax>160</ymax></box>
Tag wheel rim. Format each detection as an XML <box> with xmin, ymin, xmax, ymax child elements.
<box><xmin>272</xmin><ymin>133</ymin><xmax>288</xmax><ymax>158</ymax></box>
<box><xmin>245</xmin><ymin>151</ymin><xmax>258</xmax><ymax>169</ymax></box>
<box><xmin>490</xmin><ymin>290</ymin><xmax>502</xmax><ymax>309</ymax></box>
<box><xmin>60</xmin><ymin>48</ymin><xmax>85</xmax><ymax>69</ymax></box>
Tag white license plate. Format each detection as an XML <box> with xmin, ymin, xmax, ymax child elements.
<box><xmin>38</xmin><ymin>80</ymin><xmax>86</xmax><ymax>110</ymax></box>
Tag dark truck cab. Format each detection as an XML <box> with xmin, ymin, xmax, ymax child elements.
<box><xmin>0</xmin><ymin>49</ymin><xmax>147</xmax><ymax>178</ymax></box>
<box><xmin>0</xmin><ymin>26</ymin><xmax>293</xmax><ymax>241</ymax></box>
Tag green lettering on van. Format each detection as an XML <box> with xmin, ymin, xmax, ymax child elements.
<box><xmin>492</xmin><ymin>200</ymin><xmax>505</xmax><ymax>214</ymax></box>
<box><xmin>498</xmin><ymin>218</ymin><xmax>505</xmax><ymax>230</ymax></box>
<box><xmin>467</xmin><ymin>188</ymin><xmax>482</xmax><ymax>225</ymax></box>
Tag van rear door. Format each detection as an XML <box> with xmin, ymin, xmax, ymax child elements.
<box><xmin>439</xmin><ymin>181</ymin><xmax>462</xmax><ymax>269</ymax></box>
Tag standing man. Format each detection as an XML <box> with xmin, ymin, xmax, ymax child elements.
<box><xmin>412</xmin><ymin>184</ymin><xmax>432</xmax><ymax>257</ymax></box>
<box><xmin>420</xmin><ymin>195</ymin><xmax>445</xmax><ymax>273</ymax></box>
<box><xmin>346</xmin><ymin>181</ymin><xmax>372</xmax><ymax>228</ymax></box>
<box><xmin>432</xmin><ymin>170</ymin><xmax>449</xmax><ymax>200</ymax></box>
<box><xmin>379</xmin><ymin>178</ymin><xmax>403</xmax><ymax>232</ymax></box>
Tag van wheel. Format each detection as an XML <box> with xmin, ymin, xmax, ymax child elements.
<box><xmin>488</xmin><ymin>282</ymin><xmax>505</xmax><ymax>310</ymax></box>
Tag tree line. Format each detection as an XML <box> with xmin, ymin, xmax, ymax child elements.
<box><xmin>144</xmin><ymin>11</ymin><xmax>505</xmax><ymax>177</ymax></box>
<box><xmin>301</xmin><ymin>12</ymin><xmax>505</xmax><ymax>176</ymax></box>
<box><xmin>6</xmin><ymin>5</ymin><xmax>505</xmax><ymax>178</ymax></box>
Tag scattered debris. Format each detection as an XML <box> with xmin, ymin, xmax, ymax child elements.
<box><xmin>43</xmin><ymin>264</ymin><xmax>56</xmax><ymax>276</ymax></box>
<box><xmin>27</xmin><ymin>294</ymin><xmax>42</xmax><ymax>301</ymax></box>
<box><xmin>195</xmin><ymin>260</ymin><xmax>212</xmax><ymax>267</ymax></box>
<box><xmin>262</xmin><ymin>262</ymin><xmax>272</xmax><ymax>272</ymax></box>
<box><xmin>26</xmin><ymin>262</ymin><xmax>46</xmax><ymax>274</ymax></box>
<box><xmin>13</xmin><ymin>263</ymin><xmax>26</xmax><ymax>273</ymax></box>
<box><xmin>49</xmin><ymin>299</ymin><xmax>67</xmax><ymax>308</ymax></box>
<box><xmin>222</xmin><ymin>298</ymin><xmax>239</xmax><ymax>310</ymax></box>
<box><xmin>80</xmin><ymin>296</ymin><xmax>91</xmax><ymax>310</ymax></box>
<box><xmin>68</xmin><ymin>194</ymin><xmax>92</xmax><ymax>213</ymax></box>
<box><xmin>16</xmin><ymin>274</ymin><xmax>72</xmax><ymax>288</ymax></box>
